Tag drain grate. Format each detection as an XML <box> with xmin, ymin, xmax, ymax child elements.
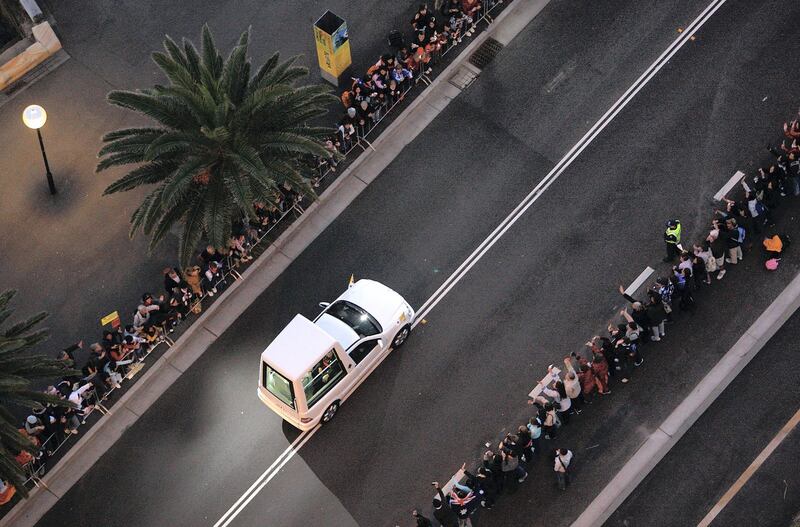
<box><xmin>469</xmin><ymin>37</ymin><xmax>504</xmax><ymax>69</ymax></box>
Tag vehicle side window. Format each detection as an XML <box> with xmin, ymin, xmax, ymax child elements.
<box><xmin>302</xmin><ymin>350</ymin><xmax>346</xmax><ymax>408</ymax></box>
<box><xmin>348</xmin><ymin>339</ymin><xmax>380</xmax><ymax>365</ymax></box>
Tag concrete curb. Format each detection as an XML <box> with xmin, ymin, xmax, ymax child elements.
<box><xmin>571</xmin><ymin>271</ymin><xmax>800</xmax><ymax>527</ymax></box>
<box><xmin>0</xmin><ymin>1</ymin><xmax>550</xmax><ymax>525</ymax></box>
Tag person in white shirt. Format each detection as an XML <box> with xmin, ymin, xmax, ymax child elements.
<box><xmin>554</xmin><ymin>448</ymin><xmax>573</xmax><ymax>490</ymax></box>
<box><xmin>542</xmin><ymin>381</ymin><xmax>572</xmax><ymax>424</ymax></box>
<box><xmin>68</xmin><ymin>383</ymin><xmax>95</xmax><ymax>415</ymax></box>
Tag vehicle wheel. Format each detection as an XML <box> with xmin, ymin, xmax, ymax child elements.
<box><xmin>321</xmin><ymin>401</ymin><xmax>340</xmax><ymax>424</ymax></box>
<box><xmin>392</xmin><ymin>325</ymin><xmax>411</xmax><ymax>349</ymax></box>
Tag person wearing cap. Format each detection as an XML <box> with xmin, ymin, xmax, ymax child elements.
<box><xmin>24</xmin><ymin>415</ymin><xmax>45</xmax><ymax>437</ymax></box>
<box><xmin>663</xmin><ymin>219</ymin><xmax>682</xmax><ymax>262</ymax></box>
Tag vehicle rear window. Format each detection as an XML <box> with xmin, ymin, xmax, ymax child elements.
<box><xmin>324</xmin><ymin>301</ymin><xmax>381</xmax><ymax>337</ymax></box>
<box><xmin>263</xmin><ymin>362</ymin><xmax>294</xmax><ymax>409</ymax></box>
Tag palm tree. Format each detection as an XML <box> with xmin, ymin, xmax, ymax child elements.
<box><xmin>97</xmin><ymin>25</ymin><xmax>337</xmax><ymax>266</ymax></box>
<box><xmin>0</xmin><ymin>290</ymin><xmax>74</xmax><ymax>497</ymax></box>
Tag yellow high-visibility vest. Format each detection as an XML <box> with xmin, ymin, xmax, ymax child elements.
<box><xmin>665</xmin><ymin>223</ymin><xmax>681</xmax><ymax>244</ymax></box>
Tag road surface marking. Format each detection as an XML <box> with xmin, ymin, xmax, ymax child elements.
<box><xmin>624</xmin><ymin>267</ymin><xmax>655</xmax><ymax>297</ymax></box>
<box><xmin>713</xmin><ymin>170</ymin><xmax>746</xmax><ymax>201</ymax></box>
<box><xmin>412</xmin><ymin>0</ymin><xmax>728</xmax><ymax>328</ymax></box>
<box><xmin>214</xmin><ymin>1</ymin><xmax>728</xmax><ymax>524</ymax></box>
<box><xmin>697</xmin><ymin>406</ymin><xmax>800</xmax><ymax>526</ymax></box>
<box><xmin>213</xmin><ymin>430</ymin><xmax>313</xmax><ymax>527</ymax></box>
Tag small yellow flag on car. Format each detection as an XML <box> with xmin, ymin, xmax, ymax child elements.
<box><xmin>348</xmin><ymin>274</ymin><xmax>355</xmax><ymax>287</ymax></box>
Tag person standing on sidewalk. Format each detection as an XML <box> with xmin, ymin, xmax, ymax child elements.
<box><xmin>564</xmin><ymin>370</ymin><xmax>583</xmax><ymax>412</ymax></box>
<box><xmin>431</xmin><ymin>482</ymin><xmax>459</xmax><ymax>527</ymax></box>
<box><xmin>554</xmin><ymin>447</ymin><xmax>573</xmax><ymax>490</ymax></box>
<box><xmin>724</xmin><ymin>218</ymin><xmax>744</xmax><ymax>265</ymax></box>
<box><xmin>499</xmin><ymin>443</ymin><xmax>528</xmax><ymax>489</ymax></box>
<box><xmin>527</xmin><ymin>417</ymin><xmax>543</xmax><ymax>456</ymax></box>
<box><xmin>663</xmin><ymin>219</ymin><xmax>682</xmax><ymax>262</ymax></box>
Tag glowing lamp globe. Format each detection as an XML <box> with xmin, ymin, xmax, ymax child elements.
<box><xmin>22</xmin><ymin>105</ymin><xmax>47</xmax><ymax>129</ymax></box>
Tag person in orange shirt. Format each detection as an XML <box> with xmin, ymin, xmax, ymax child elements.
<box><xmin>763</xmin><ymin>234</ymin><xmax>783</xmax><ymax>258</ymax></box>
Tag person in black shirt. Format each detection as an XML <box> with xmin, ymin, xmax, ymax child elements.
<box><xmin>431</xmin><ymin>482</ymin><xmax>458</xmax><ymax>527</ymax></box>
<box><xmin>411</xmin><ymin>509</ymin><xmax>433</xmax><ymax>527</ymax></box>
<box><xmin>412</xmin><ymin>4</ymin><xmax>432</xmax><ymax>32</ymax></box>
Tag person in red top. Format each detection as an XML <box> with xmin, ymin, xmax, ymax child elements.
<box><xmin>578</xmin><ymin>364</ymin><xmax>597</xmax><ymax>402</ymax></box>
<box><xmin>591</xmin><ymin>352</ymin><xmax>611</xmax><ymax>395</ymax></box>
<box><xmin>461</xmin><ymin>0</ymin><xmax>481</xmax><ymax>26</ymax></box>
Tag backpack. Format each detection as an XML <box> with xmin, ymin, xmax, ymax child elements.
<box><xmin>387</xmin><ymin>30</ymin><xmax>404</xmax><ymax>49</ymax></box>
<box><xmin>737</xmin><ymin>226</ymin><xmax>746</xmax><ymax>243</ymax></box>
<box><xmin>755</xmin><ymin>201</ymin><xmax>768</xmax><ymax>216</ymax></box>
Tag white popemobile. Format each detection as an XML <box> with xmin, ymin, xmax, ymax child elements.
<box><xmin>257</xmin><ymin>279</ymin><xmax>414</xmax><ymax>430</ymax></box>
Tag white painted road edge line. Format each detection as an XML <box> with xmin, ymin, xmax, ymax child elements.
<box><xmin>214</xmin><ymin>0</ymin><xmax>729</xmax><ymax>524</ymax></box>
<box><xmin>624</xmin><ymin>267</ymin><xmax>655</xmax><ymax>297</ymax></box>
<box><xmin>413</xmin><ymin>0</ymin><xmax>729</xmax><ymax>327</ymax></box>
<box><xmin>713</xmin><ymin>170</ymin><xmax>746</xmax><ymax>201</ymax></box>
<box><xmin>697</xmin><ymin>407</ymin><xmax>800</xmax><ymax>527</ymax></box>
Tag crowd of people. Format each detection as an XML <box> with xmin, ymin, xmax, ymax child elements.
<box><xmin>6</xmin><ymin>185</ymin><xmax>309</xmax><ymax>495</ymax></box>
<box><xmin>409</xmin><ymin>110</ymin><xmax>800</xmax><ymax>526</ymax></box>
<box><xmin>4</xmin><ymin>1</ymin><xmax>505</xmax><ymax>502</ymax></box>
<box><xmin>321</xmin><ymin>1</ymin><xmax>500</xmax><ymax>176</ymax></box>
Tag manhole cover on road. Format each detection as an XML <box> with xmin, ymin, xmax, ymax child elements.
<box><xmin>469</xmin><ymin>37</ymin><xmax>504</xmax><ymax>69</ymax></box>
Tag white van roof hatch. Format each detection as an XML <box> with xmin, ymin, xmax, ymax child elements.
<box><xmin>260</xmin><ymin>314</ymin><xmax>337</xmax><ymax>380</ymax></box>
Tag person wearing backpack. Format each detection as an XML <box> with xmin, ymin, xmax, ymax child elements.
<box><xmin>554</xmin><ymin>448</ymin><xmax>573</xmax><ymax>490</ymax></box>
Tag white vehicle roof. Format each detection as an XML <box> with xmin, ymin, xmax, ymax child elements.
<box><xmin>260</xmin><ymin>314</ymin><xmax>336</xmax><ymax>380</ymax></box>
<box><xmin>336</xmin><ymin>279</ymin><xmax>405</xmax><ymax>327</ymax></box>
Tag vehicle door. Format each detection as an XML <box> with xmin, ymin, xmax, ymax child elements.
<box><xmin>298</xmin><ymin>348</ymin><xmax>349</xmax><ymax>419</ymax></box>
<box><xmin>346</xmin><ymin>337</ymin><xmax>385</xmax><ymax>375</ymax></box>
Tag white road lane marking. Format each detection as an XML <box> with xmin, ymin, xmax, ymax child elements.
<box><xmin>697</xmin><ymin>406</ymin><xmax>800</xmax><ymax>526</ymax></box>
<box><xmin>413</xmin><ymin>0</ymin><xmax>729</xmax><ymax>328</ymax></box>
<box><xmin>214</xmin><ymin>1</ymin><xmax>729</xmax><ymax>524</ymax></box>
<box><xmin>713</xmin><ymin>170</ymin><xmax>746</xmax><ymax>201</ymax></box>
<box><xmin>213</xmin><ymin>430</ymin><xmax>314</xmax><ymax>527</ymax></box>
<box><xmin>624</xmin><ymin>267</ymin><xmax>655</xmax><ymax>297</ymax></box>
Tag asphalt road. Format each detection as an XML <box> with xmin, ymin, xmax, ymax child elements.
<box><xmin>32</xmin><ymin>0</ymin><xmax>800</xmax><ymax>526</ymax></box>
<box><xmin>607</xmin><ymin>310</ymin><xmax>800</xmax><ymax>527</ymax></box>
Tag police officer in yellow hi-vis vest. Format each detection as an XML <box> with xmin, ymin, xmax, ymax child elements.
<box><xmin>663</xmin><ymin>219</ymin><xmax>683</xmax><ymax>262</ymax></box>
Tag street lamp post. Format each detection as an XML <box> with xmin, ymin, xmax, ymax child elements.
<box><xmin>22</xmin><ymin>104</ymin><xmax>56</xmax><ymax>195</ymax></box>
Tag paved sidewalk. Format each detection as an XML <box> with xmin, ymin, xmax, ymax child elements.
<box><xmin>573</xmin><ymin>270</ymin><xmax>800</xmax><ymax>526</ymax></box>
<box><xmin>0</xmin><ymin>1</ymin><xmax>548</xmax><ymax>525</ymax></box>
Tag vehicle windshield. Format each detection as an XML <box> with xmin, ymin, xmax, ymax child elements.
<box><xmin>262</xmin><ymin>362</ymin><xmax>294</xmax><ymax>409</ymax></box>
<box><xmin>323</xmin><ymin>301</ymin><xmax>381</xmax><ymax>338</ymax></box>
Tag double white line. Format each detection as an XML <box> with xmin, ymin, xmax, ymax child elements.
<box><xmin>214</xmin><ymin>429</ymin><xmax>317</xmax><ymax>527</ymax></box>
<box><xmin>214</xmin><ymin>0</ymin><xmax>727</xmax><ymax>524</ymax></box>
<box><xmin>414</xmin><ymin>0</ymin><xmax>729</xmax><ymax>327</ymax></box>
